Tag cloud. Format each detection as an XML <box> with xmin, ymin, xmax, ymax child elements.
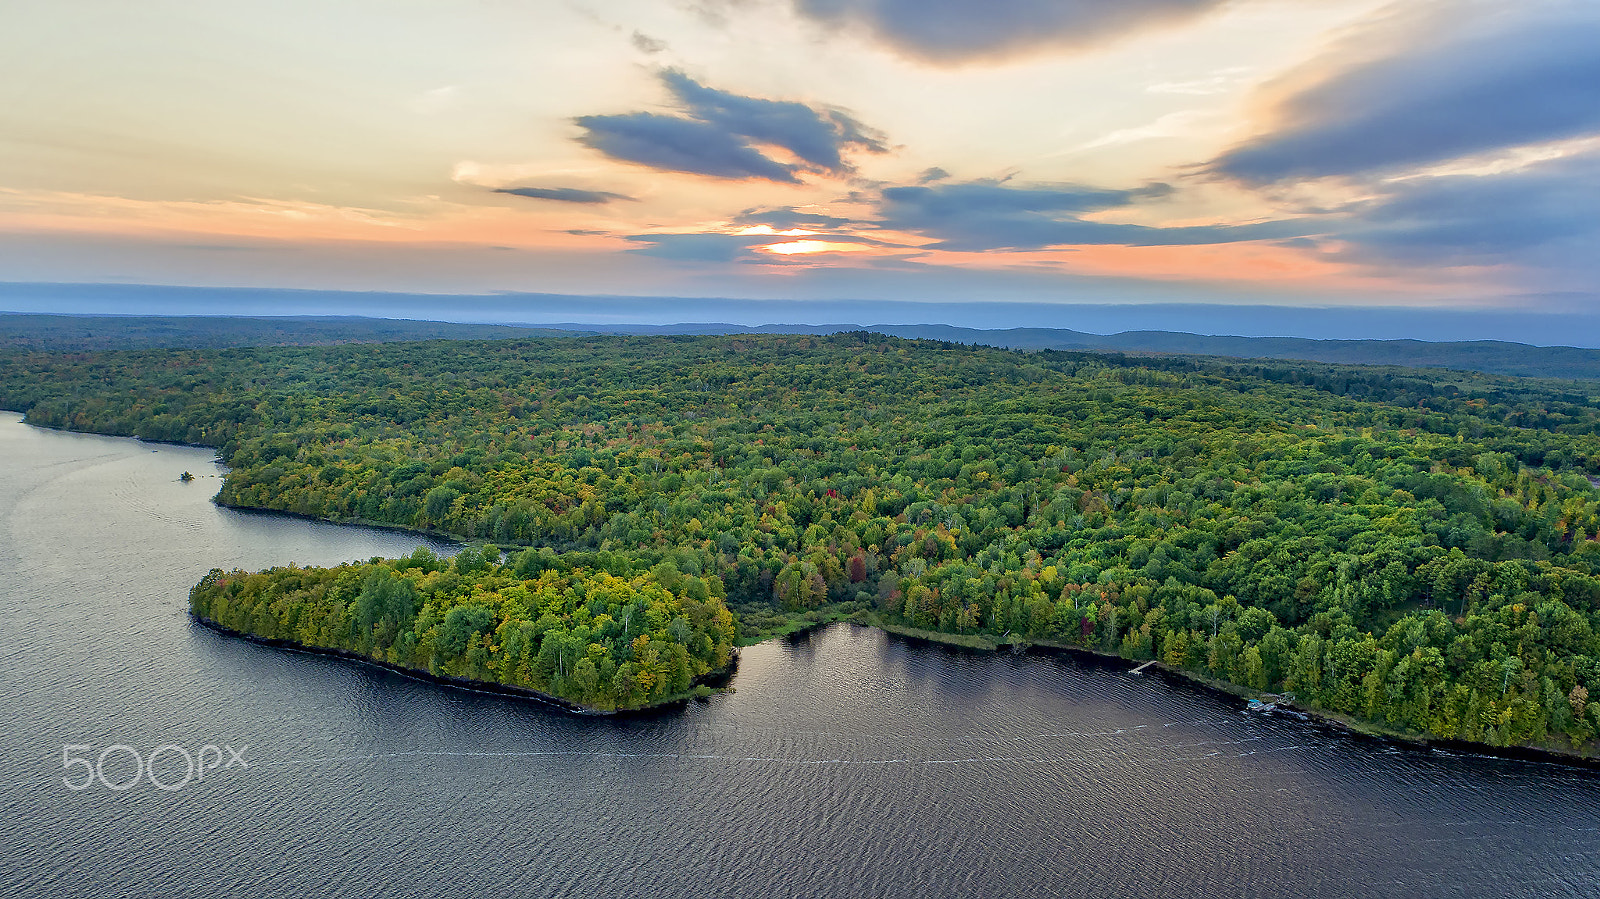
<box><xmin>1330</xmin><ymin>149</ymin><xmax>1600</xmax><ymax>279</ymax></box>
<box><xmin>1146</xmin><ymin>66</ymin><xmax>1252</xmax><ymax>96</ymax></box>
<box><xmin>574</xmin><ymin>70</ymin><xmax>887</xmax><ymax>183</ymax></box>
<box><xmin>494</xmin><ymin>187</ymin><xmax>636</xmax><ymax>204</ymax></box>
<box><xmin>623</xmin><ymin>232</ymin><xmax>769</xmax><ymax>261</ymax></box>
<box><xmin>631</xmin><ymin>31</ymin><xmax>667</xmax><ymax>53</ymax></box>
<box><xmin>630</xmin><ymin>173</ymin><xmax>1333</xmax><ymax>262</ymax></box>
<box><xmin>659</xmin><ymin>70</ymin><xmax>886</xmax><ymax>170</ymax></box>
<box><xmin>1209</xmin><ymin>1</ymin><xmax>1600</xmax><ymax>183</ymax></box>
<box><xmin>734</xmin><ymin>206</ymin><xmax>856</xmax><ymax>229</ymax></box>
<box><xmin>788</xmin><ymin>0</ymin><xmax>1228</xmax><ymax>64</ymax></box>
<box><xmin>882</xmin><ymin>180</ymin><xmax>1172</xmax><ymax>216</ymax></box>
<box><xmin>916</xmin><ymin>166</ymin><xmax>949</xmax><ymax>183</ymax></box>
<box><xmin>1075</xmin><ymin>109</ymin><xmax>1217</xmax><ymax>152</ymax></box>
<box><xmin>624</xmin><ymin>221</ymin><xmax>900</xmax><ymax>262</ymax></box>
<box><xmin>575</xmin><ymin>113</ymin><xmax>804</xmax><ymax>182</ymax></box>
<box><xmin>409</xmin><ymin>86</ymin><xmax>459</xmax><ymax>115</ymax></box>
<box><xmin>874</xmin><ymin>178</ymin><xmax>1306</xmax><ymax>251</ymax></box>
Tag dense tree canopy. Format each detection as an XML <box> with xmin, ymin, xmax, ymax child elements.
<box><xmin>5</xmin><ymin>333</ymin><xmax>1600</xmax><ymax>744</ymax></box>
<box><xmin>190</xmin><ymin>546</ymin><xmax>735</xmax><ymax>711</ymax></box>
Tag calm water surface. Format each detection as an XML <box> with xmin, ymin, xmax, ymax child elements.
<box><xmin>3</xmin><ymin>412</ymin><xmax>1598</xmax><ymax>898</ymax></box>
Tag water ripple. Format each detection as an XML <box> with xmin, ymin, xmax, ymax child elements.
<box><xmin>3</xmin><ymin>413</ymin><xmax>1599</xmax><ymax>899</ymax></box>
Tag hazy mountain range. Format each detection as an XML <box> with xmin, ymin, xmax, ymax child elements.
<box><xmin>6</xmin><ymin>313</ymin><xmax>1600</xmax><ymax>382</ymax></box>
<box><xmin>553</xmin><ymin>322</ymin><xmax>1600</xmax><ymax>382</ymax></box>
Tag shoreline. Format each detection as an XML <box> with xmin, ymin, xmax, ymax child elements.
<box><xmin>10</xmin><ymin>413</ymin><xmax>497</xmax><ymax>550</ymax></box>
<box><xmin>217</xmin><ymin>502</ymin><xmax>470</xmax><ymax>548</ymax></box>
<box><xmin>866</xmin><ymin>621</ymin><xmax>1600</xmax><ymax>772</ymax></box>
<box><xmin>190</xmin><ymin>612</ymin><xmax>737</xmax><ymax>718</ymax></box>
<box><xmin>8</xmin><ymin>412</ymin><xmax>226</xmax><ymax>455</ymax></box>
<box><xmin>15</xmin><ymin>414</ymin><xmax>1594</xmax><ymax>769</ymax></box>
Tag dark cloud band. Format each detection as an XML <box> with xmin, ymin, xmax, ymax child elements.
<box><xmin>791</xmin><ymin>0</ymin><xmax>1226</xmax><ymax>63</ymax></box>
<box><xmin>1329</xmin><ymin>149</ymin><xmax>1600</xmax><ymax>278</ymax></box>
<box><xmin>735</xmin><ymin>207</ymin><xmax>856</xmax><ymax>230</ymax></box>
<box><xmin>574</xmin><ymin>70</ymin><xmax>885</xmax><ymax>183</ymax></box>
<box><xmin>576</xmin><ymin>112</ymin><xmax>805</xmax><ymax>183</ymax></box>
<box><xmin>494</xmin><ymin>187</ymin><xmax>635</xmax><ymax>204</ymax></box>
<box><xmin>870</xmin><ymin>179</ymin><xmax>1287</xmax><ymax>251</ymax></box>
<box><xmin>1209</xmin><ymin>3</ymin><xmax>1600</xmax><ymax>182</ymax></box>
<box><xmin>623</xmin><ymin>233</ymin><xmax>769</xmax><ymax>262</ymax></box>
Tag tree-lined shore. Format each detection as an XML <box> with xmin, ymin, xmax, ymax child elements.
<box><xmin>4</xmin><ymin>333</ymin><xmax>1599</xmax><ymax>743</ymax></box>
<box><xmin>189</xmin><ymin>546</ymin><xmax>735</xmax><ymax>712</ymax></box>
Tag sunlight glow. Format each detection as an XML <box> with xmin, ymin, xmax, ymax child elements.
<box><xmin>760</xmin><ymin>240</ymin><xmax>864</xmax><ymax>255</ymax></box>
<box><xmin>736</xmin><ymin>226</ymin><xmax>820</xmax><ymax>236</ymax></box>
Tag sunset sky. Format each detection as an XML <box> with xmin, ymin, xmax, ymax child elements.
<box><xmin>2</xmin><ymin>0</ymin><xmax>1596</xmax><ymax>329</ymax></box>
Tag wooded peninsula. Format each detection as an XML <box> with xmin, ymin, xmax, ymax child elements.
<box><xmin>4</xmin><ymin>333</ymin><xmax>1599</xmax><ymax>736</ymax></box>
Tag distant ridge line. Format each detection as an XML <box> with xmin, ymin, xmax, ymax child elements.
<box><xmin>533</xmin><ymin>321</ymin><xmax>1600</xmax><ymax>382</ymax></box>
<box><xmin>4</xmin><ymin>312</ymin><xmax>1600</xmax><ymax>381</ymax></box>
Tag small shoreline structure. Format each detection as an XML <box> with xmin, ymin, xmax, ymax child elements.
<box><xmin>1245</xmin><ymin>692</ymin><xmax>1295</xmax><ymax>714</ymax></box>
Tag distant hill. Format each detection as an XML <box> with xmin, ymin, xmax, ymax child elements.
<box><xmin>873</xmin><ymin>326</ymin><xmax>1600</xmax><ymax>381</ymax></box>
<box><xmin>545</xmin><ymin>322</ymin><xmax>1600</xmax><ymax>381</ymax></box>
<box><xmin>8</xmin><ymin>312</ymin><xmax>1599</xmax><ymax>382</ymax></box>
<box><xmin>0</xmin><ymin>314</ymin><xmax>579</xmax><ymax>352</ymax></box>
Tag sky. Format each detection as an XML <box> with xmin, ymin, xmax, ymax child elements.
<box><xmin>1</xmin><ymin>0</ymin><xmax>1596</xmax><ymax>333</ymax></box>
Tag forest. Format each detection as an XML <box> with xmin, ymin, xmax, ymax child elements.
<box><xmin>189</xmin><ymin>545</ymin><xmax>735</xmax><ymax>711</ymax></box>
<box><xmin>0</xmin><ymin>312</ymin><xmax>566</xmax><ymax>352</ymax></box>
<box><xmin>3</xmin><ymin>332</ymin><xmax>1600</xmax><ymax>742</ymax></box>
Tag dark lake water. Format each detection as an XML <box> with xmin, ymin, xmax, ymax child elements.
<box><xmin>3</xmin><ymin>412</ymin><xmax>1599</xmax><ymax>898</ymax></box>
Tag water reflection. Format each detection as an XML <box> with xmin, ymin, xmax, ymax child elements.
<box><xmin>2</xmin><ymin>414</ymin><xmax>1598</xmax><ymax>899</ymax></box>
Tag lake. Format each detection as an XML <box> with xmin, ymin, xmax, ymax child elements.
<box><xmin>2</xmin><ymin>412</ymin><xmax>1597</xmax><ymax>898</ymax></box>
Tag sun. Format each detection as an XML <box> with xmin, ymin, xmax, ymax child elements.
<box><xmin>736</xmin><ymin>226</ymin><xmax>819</xmax><ymax>237</ymax></box>
<box><xmin>759</xmin><ymin>240</ymin><xmax>863</xmax><ymax>255</ymax></box>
